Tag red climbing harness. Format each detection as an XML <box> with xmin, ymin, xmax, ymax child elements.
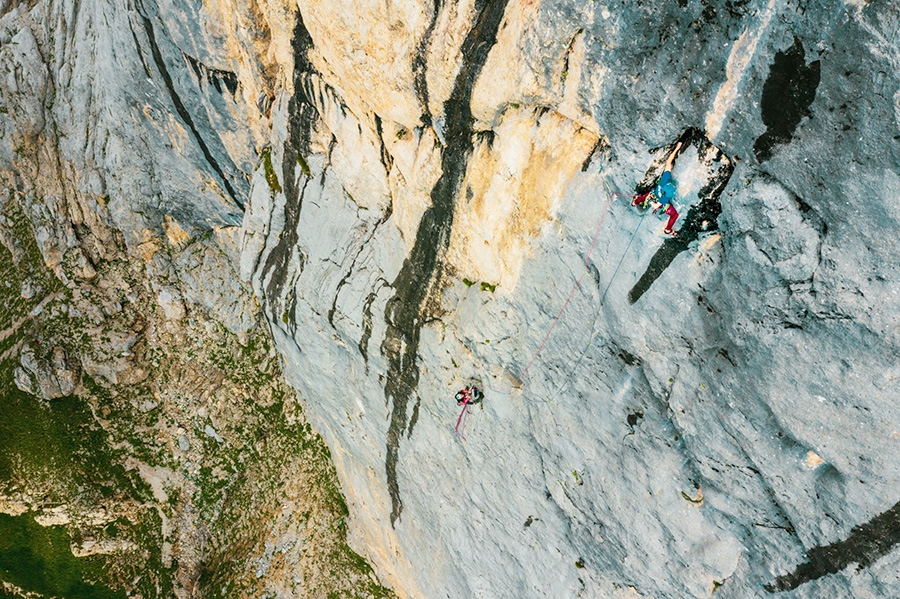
<box><xmin>454</xmin><ymin>385</ymin><xmax>483</xmax><ymax>437</ymax></box>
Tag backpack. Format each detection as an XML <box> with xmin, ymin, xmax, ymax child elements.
<box><xmin>655</xmin><ymin>180</ymin><xmax>676</xmax><ymax>204</ymax></box>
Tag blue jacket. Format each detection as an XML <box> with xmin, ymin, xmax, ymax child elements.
<box><xmin>654</xmin><ymin>171</ymin><xmax>676</xmax><ymax>205</ymax></box>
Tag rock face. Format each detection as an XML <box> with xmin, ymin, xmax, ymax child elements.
<box><xmin>2</xmin><ymin>0</ymin><xmax>900</xmax><ymax>598</ymax></box>
<box><xmin>242</xmin><ymin>1</ymin><xmax>900</xmax><ymax>597</ymax></box>
<box><xmin>14</xmin><ymin>345</ymin><xmax>79</xmax><ymax>399</ymax></box>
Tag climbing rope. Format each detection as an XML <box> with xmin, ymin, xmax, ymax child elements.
<box><xmin>479</xmin><ymin>183</ymin><xmax>628</xmax><ymax>400</ymax></box>
<box><xmin>599</xmin><ymin>187</ymin><xmax>650</xmax><ymax>307</ymax></box>
<box><xmin>455</xmin><ymin>396</ymin><xmax>471</xmax><ymax>437</ymax></box>
<box><xmin>515</xmin><ymin>189</ymin><xmax>616</xmax><ymax>383</ymax></box>
<box><xmin>477</xmin><ymin>190</ymin><xmax>611</xmax><ymax>401</ymax></box>
<box><xmin>482</xmin><ymin>182</ymin><xmax>648</xmax><ymax>400</ymax></box>
<box><xmin>545</xmin><ymin>183</ymin><xmax>650</xmax><ymax>404</ymax></box>
<box><xmin>457</xmin><ymin>180</ymin><xmax>650</xmax><ymax>432</ymax></box>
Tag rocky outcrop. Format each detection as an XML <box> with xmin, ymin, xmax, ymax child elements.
<box><xmin>14</xmin><ymin>344</ymin><xmax>79</xmax><ymax>399</ymax></box>
<box><xmin>2</xmin><ymin>0</ymin><xmax>900</xmax><ymax>598</ymax></box>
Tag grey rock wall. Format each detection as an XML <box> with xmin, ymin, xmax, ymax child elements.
<box><xmin>2</xmin><ymin>0</ymin><xmax>899</xmax><ymax>597</ymax></box>
<box><xmin>0</xmin><ymin>1</ymin><xmax>394</xmax><ymax>597</ymax></box>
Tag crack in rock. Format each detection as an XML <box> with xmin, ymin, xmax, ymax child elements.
<box><xmin>183</xmin><ymin>53</ymin><xmax>239</xmax><ymax>96</ymax></box>
<box><xmin>138</xmin><ymin>8</ymin><xmax>242</xmax><ymax>208</ymax></box>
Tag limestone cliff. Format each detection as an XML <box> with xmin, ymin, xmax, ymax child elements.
<box><xmin>2</xmin><ymin>0</ymin><xmax>899</xmax><ymax>598</ymax></box>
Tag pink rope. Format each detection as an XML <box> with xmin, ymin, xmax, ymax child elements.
<box><xmin>466</xmin><ymin>190</ymin><xmax>637</xmax><ymax>429</ymax></box>
<box><xmin>514</xmin><ymin>190</ymin><xmax>624</xmax><ymax>384</ymax></box>
<box><xmin>454</xmin><ymin>396</ymin><xmax>471</xmax><ymax>437</ymax></box>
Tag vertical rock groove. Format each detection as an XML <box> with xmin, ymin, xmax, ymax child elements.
<box><xmin>260</xmin><ymin>14</ymin><xmax>318</xmax><ymax>303</ymax></box>
<box><xmin>138</xmin><ymin>11</ymin><xmax>242</xmax><ymax>208</ymax></box>
<box><xmin>380</xmin><ymin>0</ymin><xmax>511</xmax><ymax>527</ymax></box>
<box><xmin>413</xmin><ymin>0</ymin><xmax>442</xmax><ymax>127</ymax></box>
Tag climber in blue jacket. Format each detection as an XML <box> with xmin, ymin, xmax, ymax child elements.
<box><xmin>633</xmin><ymin>142</ymin><xmax>683</xmax><ymax>236</ymax></box>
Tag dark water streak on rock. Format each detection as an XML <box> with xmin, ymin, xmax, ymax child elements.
<box><xmin>259</xmin><ymin>14</ymin><xmax>318</xmax><ymax>304</ymax></box>
<box><xmin>138</xmin><ymin>9</ymin><xmax>242</xmax><ymax>208</ymax></box>
<box><xmin>766</xmin><ymin>499</ymin><xmax>900</xmax><ymax>592</ymax></box>
<box><xmin>380</xmin><ymin>0</ymin><xmax>511</xmax><ymax>527</ymax></box>
<box><xmin>413</xmin><ymin>0</ymin><xmax>443</xmax><ymax>128</ymax></box>
<box><xmin>753</xmin><ymin>37</ymin><xmax>820</xmax><ymax>162</ymax></box>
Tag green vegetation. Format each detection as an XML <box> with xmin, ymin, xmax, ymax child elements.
<box><xmin>260</xmin><ymin>146</ymin><xmax>282</xmax><ymax>195</ymax></box>
<box><xmin>0</xmin><ymin>374</ymin><xmax>146</xmax><ymax>503</ymax></box>
<box><xmin>0</xmin><ymin>189</ymin><xmax>394</xmax><ymax>597</ymax></box>
<box><xmin>296</xmin><ymin>152</ymin><xmax>312</xmax><ymax>179</ymax></box>
<box><xmin>0</xmin><ymin>513</ymin><xmax>124</xmax><ymax>599</ymax></box>
<box><xmin>0</xmin><ymin>191</ymin><xmax>168</xmax><ymax>598</ymax></box>
<box><xmin>0</xmin><ymin>195</ymin><xmax>63</xmax><ymax>340</ymax></box>
<box><xmin>460</xmin><ymin>277</ymin><xmax>496</xmax><ymax>291</ymax></box>
<box><xmin>680</xmin><ymin>490</ymin><xmax>703</xmax><ymax>504</ymax></box>
<box><xmin>0</xmin><ymin>199</ymin><xmax>100</xmax><ymax>498</ymax></box>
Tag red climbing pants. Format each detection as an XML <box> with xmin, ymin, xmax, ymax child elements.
<box><xmin>663</xmin><ymin>204</ymin><xmax>678</xmax><ymax>231</ymax></box>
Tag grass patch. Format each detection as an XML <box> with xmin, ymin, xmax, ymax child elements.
<box><xmin>680</xmin><ymin>490</ymin><xmax>703</xmax><ymax>504</ymax></box>
<box><xmin>0</xmin><ymin>513</ymin><xmax>124</xmax><ymax>599</ymax></box>
<box><xmin>1</xmin><ymin>187</ymin><xmax>392</xmax><ymax>598</ymax></box>
<box><xmin>0</xmin><ymin>378</ymin><xmax>133</xmax><ymax>499</ymax></box>
<box><xmin>296</xmin><ymin>152</ymin><xmax>312</xmax><ymax>179</ymax></box>
<box><xmin>260</xmin><ymin>147</ymin><xmax>282</xmax><ymax>195</ymax></box>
